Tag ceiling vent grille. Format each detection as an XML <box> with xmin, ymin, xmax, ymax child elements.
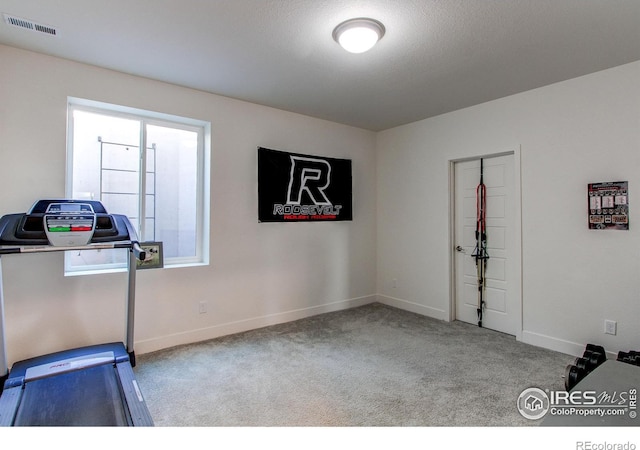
<box><xmin>3</xmin><ymin>13</ymin><xmax>57</xmax><ymax>36</ymax></box>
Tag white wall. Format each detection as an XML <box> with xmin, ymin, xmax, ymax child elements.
<box><xmin>0</xmin><ymin>45</ymin><xmax>377</xmax><ymax>364</ymax></box>
<box><xmin>376</xmin><ymin>61</ymin><xmax>640</xmax><ymax>357</ymax></box>
<box><xmin>2</xmin><ymin>43</ymin><xmax>638</xmax><ymax>366</ymax></box>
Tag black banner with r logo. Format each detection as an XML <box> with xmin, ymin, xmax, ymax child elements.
<box><xmin>258</xmin><ymin>147</ymin><xmax>353</xmax><ymax>222</ymax></box>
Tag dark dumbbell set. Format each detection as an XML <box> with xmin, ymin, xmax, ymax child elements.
<box><xmin>564</xmin><ymin>344</ymin><xmax>607</xmax><ymax>391</ymax></box>
<box><xmin>564</xmin><ymin>343</ymin><xmax>640</xmax><ymax>391</ymax></box>
<box><xmin>617</xmin><ymin>350</ymin><xmax>640</xmax><ymax>366</ymax></box>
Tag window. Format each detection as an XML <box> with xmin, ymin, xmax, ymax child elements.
<box><xmin>66</xmin><ymin>98</ymin><xmax>210</xmax><ymax>274</ymax></box>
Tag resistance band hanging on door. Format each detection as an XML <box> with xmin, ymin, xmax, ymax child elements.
<box><xmin>471</xmin><ymin>159</ymin><xmax>489</xmax><ymax>327</ymax></box>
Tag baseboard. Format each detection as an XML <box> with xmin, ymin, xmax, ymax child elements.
<box><xmin>135</xmin><ymin>294</ymin><xmax>602</xmax><ymax>361</ymax></box>
<box><xmin>135</xmin><ymin>295</ymin><xmax>376</xmax><ymax>355</ymax></box>
<box><xmin>376</xmin><ymin>294</ymin><xmax>448</xmax><ymax>321</ymax></box>
<box><xmin>520</xmin><ymin>330</ymin><xmax>611</xmax><ymax>358</ymax></box>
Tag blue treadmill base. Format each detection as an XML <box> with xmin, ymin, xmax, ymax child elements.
<box><xmin>15</xmin><ymin>363</ymin><xmax>129</xmax><ymax>426</ymax></box>
<box><xmin>0</xmin><ymin>342</ymin><xmax>153</xmax><ymax>426</ymax></box>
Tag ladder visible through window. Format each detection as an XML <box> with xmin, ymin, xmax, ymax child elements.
<box><xmin>97</xmin><ymin>137</ymin><xmax>156</xmax><ymax>241</ymax></box>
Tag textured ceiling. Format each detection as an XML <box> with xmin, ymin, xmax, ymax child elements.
<box><xmin>1</xmin><ymin>0</ymin><xmax>639</xmax><ymax>131</ymax></box>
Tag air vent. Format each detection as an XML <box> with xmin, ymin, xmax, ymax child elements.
<box><xmin>3</xmin><ymin>13</ymin><xmax>58</xmax><ymax>36</ymax></box>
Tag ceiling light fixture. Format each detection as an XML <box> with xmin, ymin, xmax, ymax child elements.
<box><xmin>332</xmin><ymin>18</ymin><xmax>385</xmax><ymax>54</ymax></box>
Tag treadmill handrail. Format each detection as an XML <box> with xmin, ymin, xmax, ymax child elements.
<box><xmin>0</xmin><ymin>242</ymin><xmax>119</xmax><ymax>255</ymax></box>
<box><xmin>131</xmin><ymin>242</ymin><xmax>146</xmax><ymax>262</ymax></box>
<box><xmin>0</xmin><ymin>241</ymin><xmax>145</xmax><ymax>259</ymax></box>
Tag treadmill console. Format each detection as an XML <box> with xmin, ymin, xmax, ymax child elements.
<box><xmin>44</xmin><ymin>202</ymin><xmax>96</xmax><ymax>246</ymax></box>
<box><xmin>0</xmin><ymin>199</ymin><xmax>136</xmax><ymax>247</ymax></box>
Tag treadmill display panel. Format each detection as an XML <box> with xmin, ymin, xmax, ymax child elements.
<box><xmin>43</xmin><ymin>202</ymin><xmax>96</xmax><ymax>246</ymax></box>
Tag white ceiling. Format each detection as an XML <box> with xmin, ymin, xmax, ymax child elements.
<box><xmin>1</xmin><ymin>0</ymin><xmax>639</xmax><ymax>131</ymax></box>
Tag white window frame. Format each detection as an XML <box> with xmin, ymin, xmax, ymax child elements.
<box><xmin>66</xmin><ymin>97</ymin><xmax>210</xmax><ymax>275</ymax></box>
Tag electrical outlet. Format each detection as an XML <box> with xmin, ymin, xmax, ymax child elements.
<box><xmin>199</xmin><ymin>301</ymin><xmax>208</xmax><ymax>314</ymax></box>
<box><xmin>604</xmin><ymin>320</ymin><xmax>617</xmax><ymax>335</ymax></box>
<box><xmin>392</xmin><ymin>278</ymin><xmax>397</xmax><ymax>288</ymax></box>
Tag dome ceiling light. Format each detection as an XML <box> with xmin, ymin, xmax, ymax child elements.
<box><xmin>332</xmin><ymin>18</ymin><xmax>385</xmax><ymax>54</ymax></box>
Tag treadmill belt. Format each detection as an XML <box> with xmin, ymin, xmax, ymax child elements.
<box><xmin>14</xmin><ymin>364</ymin><xmax>129</xmax><ymax>426</ymax></box>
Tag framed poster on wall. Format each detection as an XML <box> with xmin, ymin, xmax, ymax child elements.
<box><xmin>588</xmin><ymin>181</ymin><xmax>628</xmax><ymax>230</ymax></box>
<box><xmin>258</xmin><ymin>147</ymin><xmax>352</xmax><ymax>222</ymax></box>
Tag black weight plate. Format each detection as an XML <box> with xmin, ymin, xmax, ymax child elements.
<box><xmin>574</xmin><ymin>357</ymin><xmax>590</xmax><ymax>372</ymax></box>
<box><xmin>585</xmin><ymin>344</ymin><xmax>606</xmax><ymax>355</ymax></box>
<box><xmin>564</xmin><ymin>364</ymin><xmax>585</xmax><ymax>391</ymax></box>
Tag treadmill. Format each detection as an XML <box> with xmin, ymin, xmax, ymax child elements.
<box><xmin>0</xmin><ymin>199</ymin><xmax>153</xmax><ymax>426</ymax></box>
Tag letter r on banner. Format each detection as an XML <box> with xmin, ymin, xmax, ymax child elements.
<box><xmin>287</xmin><ymin>156</ymin><xmax>332</xmax><ymax>205</ymax></box>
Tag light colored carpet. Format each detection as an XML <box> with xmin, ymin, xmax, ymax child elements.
<box><xmin>134</xmin><ymin>303</ymin><xmax>570</xmax><ymax>426</ymax></box>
